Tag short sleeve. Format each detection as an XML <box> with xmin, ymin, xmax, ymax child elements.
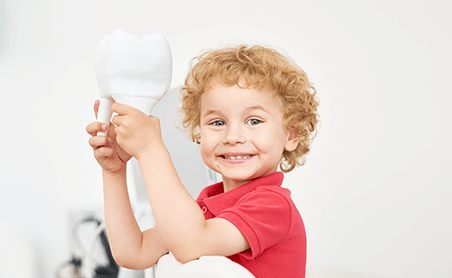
<box><xmin>218</xmin><ymin>187</ymin><xmax>292</xmax><ymax>259</ymax></box>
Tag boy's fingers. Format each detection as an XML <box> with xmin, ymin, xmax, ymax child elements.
<box><xmin>88</xmin><ymin>135</ymin><xmax>110</xmax><ymax>150</ymax></box>
<box><xmin>111</xmin><ymin>114</ymin><xmax>128</xmax><ymax>128</ymax></box>
<box><xmin>111</xmin><ymin>102</ymin><xmax>135</xmax><ymax>115</ymax></box>
<box><xmin>86</xmin><ymin>122</ymin><xmax>108</xmax><ymax>136</ymax></box>
<box><xmin>94</xmin><ymin>99</ymin><xmax>100</xmax><ymax>119</ymax></box>
<box><xmin>94</xmin><ymin>147</ymin><xmax>114</xmax><ymax>161</ymax></box>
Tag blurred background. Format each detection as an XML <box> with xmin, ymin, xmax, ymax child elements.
<box><xmin>0</xmin><ymin>0</ymin><xmax>451</xmax><ymax>277</ymax></box>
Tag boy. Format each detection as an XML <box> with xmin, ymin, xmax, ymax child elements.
<box><xmin>86</xmin><ymin>44</ymin><xmax>319</xmax><ymax>277</ymax></box>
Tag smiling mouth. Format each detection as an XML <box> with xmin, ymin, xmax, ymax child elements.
<box><xmin>221</xmin><ymin>154</ymin><xmax>253</xmax><ymax>160</ymax></box>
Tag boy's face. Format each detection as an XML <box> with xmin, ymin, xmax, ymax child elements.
<box><xmin>199</xmin><ymin>79</ymin><xmax>298</xmax><ymax>191</ymax></box>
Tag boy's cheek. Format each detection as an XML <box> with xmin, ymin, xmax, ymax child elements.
<box><xmin>199</xmin><ymin>141</ymin><xmax>210</xmax><ymax>156</ymax></box>
<box><xmin>199</xmin><ymin>148</ymin><xmax>213</xmax><ymax>170</ymax></box>
<box><xmin>199</xmin><ymin>140</ymin><xmax>215</xmax><ymax>160</ymax></box>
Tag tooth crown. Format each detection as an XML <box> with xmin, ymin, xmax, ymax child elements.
<box><xmin>94</xmin><ymin>28</ymin><xmax>172</xmax><ymax>115</ymax></box>
<box><xmin>94</xmin><ymin>29</ymin><xmax>173</xmax><ymax>135</ymax></box>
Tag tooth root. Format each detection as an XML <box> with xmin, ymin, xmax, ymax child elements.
<box><xmin>96</xmin><ymin>97</ymin><xmax>114</xmax><ymax>136</ymax></box>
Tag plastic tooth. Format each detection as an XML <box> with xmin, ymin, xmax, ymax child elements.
<box><xmin>94</xmin><ymin>29</ymin><xmax>172</xmax><ymax>136</ymax></box>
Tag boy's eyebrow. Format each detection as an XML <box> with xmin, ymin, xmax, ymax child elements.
<box><xmin>202</xmin><ymin>105</ymin><xmax>270</xmax><ymax>118</ymax></box>
<box><xmin>246</xmin><ymin>105</ymin><xmax>270</xmax><ymax>113</ymax></box>
<box><xmin>201</xmin><ymin>109</ymin><xmax>219</xmax><ymax>118</ymax></box>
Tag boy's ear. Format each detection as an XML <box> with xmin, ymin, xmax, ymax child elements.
<box><xmin>285</xmin><ymin>124</ymin><xmax>299</xmax><ymax>152</ymax></box>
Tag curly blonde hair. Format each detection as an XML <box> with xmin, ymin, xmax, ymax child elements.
<box><xmin>179</xmin><ymin>44</ymin><xmax>319</xmax><ymax>172</ymax></box>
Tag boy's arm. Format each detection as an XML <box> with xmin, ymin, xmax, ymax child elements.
<box><xmin>137</xmin><ymin>147</ymin><xmax>250</xmax><ymax>263</ymax></box>
<box><xmin>102</xmin><ymin>169</ymin><xmax>169</xmax><ymax>269</ymax></box>
<box><xmin>110</xmin><ymin>103</ymin><xmax>250</xmax><ymax>263</ymax></box>
<box><xmin>87</xmin><ymin>105</ymin><xmax>169</xmax><ymax>270</ymax></box>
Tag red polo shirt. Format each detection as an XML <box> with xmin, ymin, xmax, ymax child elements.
<box><xmin>196</xmin><ymin>172</ymin><xmax>307</xmax><ymax>278</ymax></box>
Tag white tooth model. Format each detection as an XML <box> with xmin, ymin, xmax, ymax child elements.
<box><xmin>94</xmin><ymin>28</ymin><xmax>172</xmax><ymax>136</ymax></box>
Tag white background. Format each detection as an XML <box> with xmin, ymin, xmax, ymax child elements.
<box><xmin>0</xmin><ymin>0</ymin><xmax>451</xmax><ymax>277</ymax></box>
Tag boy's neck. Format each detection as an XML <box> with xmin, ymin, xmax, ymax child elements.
<box><xmin>222</xmin><ymin>179</ymin><xmax>248</xmax><ymax>192</ymax></box>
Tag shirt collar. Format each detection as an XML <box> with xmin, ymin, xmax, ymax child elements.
<box><xmin>200</xmin><ymin>172</ymin><xmax>284</xmax><ymax>217</ymax></box>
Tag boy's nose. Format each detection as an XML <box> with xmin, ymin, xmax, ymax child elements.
<box><xmin>222</xmin><ymin>125</ymin><xmax>246</xmax><ymax>145</ymax></box>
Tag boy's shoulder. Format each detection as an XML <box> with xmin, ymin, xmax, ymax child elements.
<box><xmin>196</xmin><ymin>172</ymin><xmax>297</xmax><ymax>216</ymax></box>
<box><xmin>197</xmin><ymin>172</ymin><xmax>284</xmax><ymax>200</ymax></box>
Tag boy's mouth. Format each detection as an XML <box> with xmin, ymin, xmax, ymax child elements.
<box><xmin>221</xmin><ymin>154</ymin><xmax>253</xmax><ymax>160</ymax></box>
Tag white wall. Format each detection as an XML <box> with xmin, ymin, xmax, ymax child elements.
<box><xmin>0</xmin><ymin>0</ymin><xmax>450</xmax><ymax>277</ymax></box>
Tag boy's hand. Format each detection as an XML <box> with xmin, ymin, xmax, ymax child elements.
<box><xmin>86</xmin><ymin>100</ymin><xmax>132</xmax><ymax>175</ymax></box>
<box><xmin>110</xmin><ymin>102</ymin><xmax>164</xmax><ymax>160</ymax></box>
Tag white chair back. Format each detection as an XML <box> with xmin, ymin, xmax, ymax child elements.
<box><xmin>155</xmin><ymin>252</ymin><xmax>255</xmax><ymax>278</ymax></box>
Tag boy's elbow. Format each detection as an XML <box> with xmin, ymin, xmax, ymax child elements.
<box><xmin>114</xmin><ymin>257</ymin><xmax>148</xmax><ymax>270</ymax></box>
<box><xmin>167</xmin><ymin>232</ymin><xmax>207</xmax><ymax>263</ymax></box>
<box><xmin>111</xmin><ymin>252</ymin><xmax>133</xmax><ymax>269</ymax></box>
<box><xmin>111</xmin><ymin>250</ymin><xmax>152</xmax><ymax>270</ymax></box>
<box><xmin>171</xmin><ymin>248</ymin><xmax>201</xmax><ymax>264</ymax></box>
<box><xmin>111</xmin><ymin>252</ymin><xmax>126</xmax><ymax>268</ymax></box>
<box><xmin>173</xmin><ymin>255</ymin><xmax>198</xmax><ymax>264</ymax></box>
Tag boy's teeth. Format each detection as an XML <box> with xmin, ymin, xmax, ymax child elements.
<box><xmin>224</xmin><ymin>155</ymin><xmax>252</xmax><ymax>160</ymax></box>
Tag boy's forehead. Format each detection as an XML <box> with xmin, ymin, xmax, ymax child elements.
<box><xmin>200</xmin><ymin>81</ymin><xmax>284</xmax><ymax>113</ymax></box>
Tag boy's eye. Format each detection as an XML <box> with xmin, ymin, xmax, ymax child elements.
<box><xmin>246</xmin><ymin>119</ymin><xmax>262</xmax><ymax>125</ymax></box>
<box><xmin>210</xmin><ymin>120</ymin><xmax>225</xmax><ymax>126</ymax></box>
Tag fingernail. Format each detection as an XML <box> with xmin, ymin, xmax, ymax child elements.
<box><xmin>101</xmin><ymin>124</ymin><xmax>108</xmax><ymax>131</ymax></box>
